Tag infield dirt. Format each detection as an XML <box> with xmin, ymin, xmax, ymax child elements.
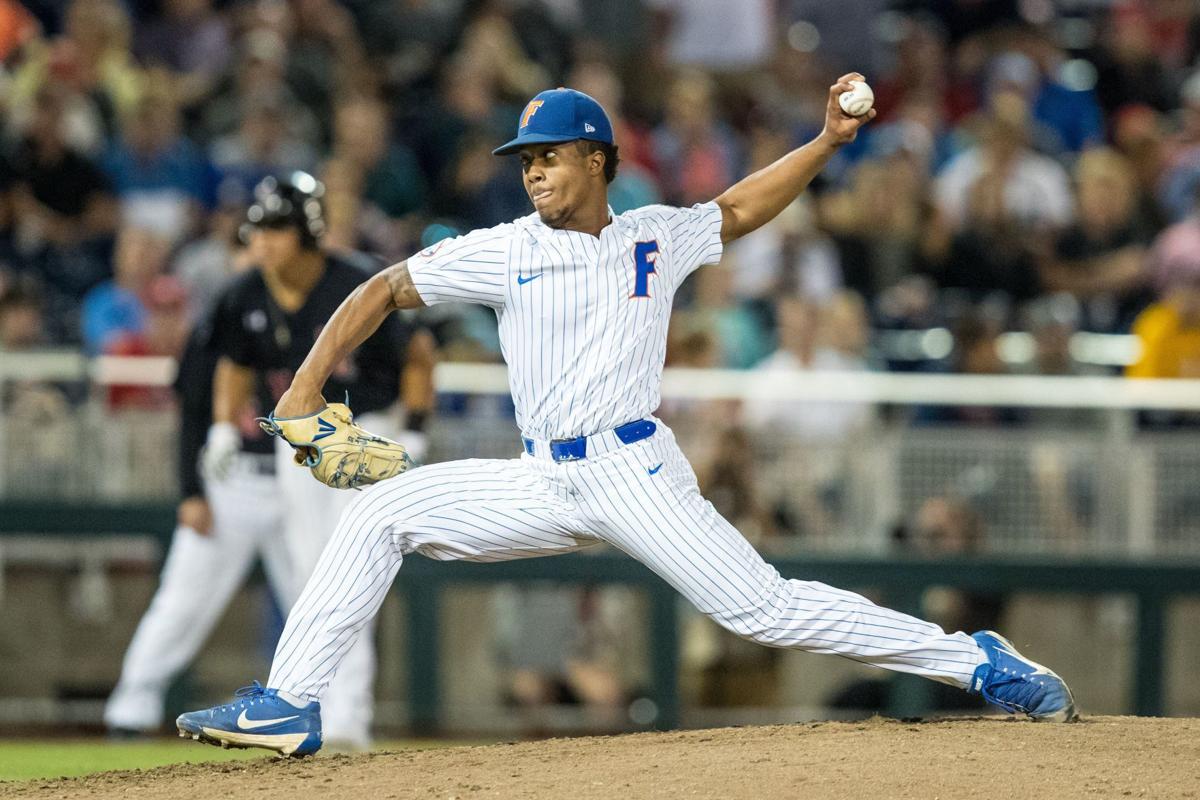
<box><xmin>3</xmin><ymin>716</ymin><xmax>1197</xmax><ymax>799</ymax></box>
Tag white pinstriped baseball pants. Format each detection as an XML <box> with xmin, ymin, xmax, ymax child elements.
<box><xmin>268</xmin><ymin>422</ymin><xmax>986</xmax><ymax>702</ymax></box>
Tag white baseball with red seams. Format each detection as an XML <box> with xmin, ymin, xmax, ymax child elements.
<box><xmin>265</xmin><ymin>202</ymin><xmax>989</xmax><ymax>704</ymax></box>
<box><xmin>839</xmin><ymin>80</ymin><xmax>875</xmax><ymax>117</ymax></box>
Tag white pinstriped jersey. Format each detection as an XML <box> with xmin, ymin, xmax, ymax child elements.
<box><xmin>408</xmin><ymin>202</ymin><xmax>725</xmax><ymax>440</ymax></box>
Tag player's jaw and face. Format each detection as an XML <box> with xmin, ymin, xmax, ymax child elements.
<box><xmin>249</xmin><ymin>226</ymin><xmax>306</xmax><ymax>277</ymax></box>
<box><xmin>519</xmin><ymin>142</ymin><xmax>606</xmax><ymax>229</ymax></box>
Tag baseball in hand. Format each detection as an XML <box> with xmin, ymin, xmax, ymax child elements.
<box><xmin>838</xmin><ymin>80</ymin><xmax>874</xmax><ymax>117</ymax></box>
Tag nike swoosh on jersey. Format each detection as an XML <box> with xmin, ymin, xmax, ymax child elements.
<box><xmin>648</xmin><ymin>463</ymin><xmax>663</xmax><ymax>475</ymax></box>
<box><xmin>516</xmin><ymin>273</ymin><xmax>543</xmax><ymax>285</ymax></box>
<box><xmin>236</xmin><ymin>709</ymin><xmax>300</xmax><ymax>730</ymax></box>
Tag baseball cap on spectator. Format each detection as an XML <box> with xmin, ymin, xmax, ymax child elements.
<box><xmin>493</xmin><ymin>88</ymin><xmax>614</xmax><ymax>156</ymax></box>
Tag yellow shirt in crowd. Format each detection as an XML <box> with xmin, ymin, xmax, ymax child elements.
<box><xmin>1126</xmin><ymin>303</ymin><xmax>1200</xmax><ymax>378</ymax></box>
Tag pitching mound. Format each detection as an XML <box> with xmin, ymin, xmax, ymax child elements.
<box><xmin>4</xmin><ymin>716</ymin><xmax>1197</xmax><ymax>799</ymax></box>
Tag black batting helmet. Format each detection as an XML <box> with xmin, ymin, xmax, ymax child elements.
<box><xmin>244</xmin><ymin>171</ymin><xmax>326</xmax><ymax>249</ymax></box>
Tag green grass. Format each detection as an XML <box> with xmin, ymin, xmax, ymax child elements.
<box><xmin>0</xmin><ymin>738</ymin><xmax>470</xmax><ymax>782</ymax></box>
<box><xmin>0</xmin><ymin>740</ymin><xmax>269</xmax><ymax>782</ymax></box>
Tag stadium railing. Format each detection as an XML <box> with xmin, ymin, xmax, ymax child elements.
<box><xmin>3</xmin><ymin>355</ymin><xmax>1200</xmax><ymax>728</ymax></box>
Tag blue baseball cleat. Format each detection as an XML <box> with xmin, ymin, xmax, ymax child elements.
<box><xmin>175</xmin><ymin>681</ymin><xmax>322</xmax><ymax>757</ymax></box>
<box><xmin>970</xmin><ymin>631</ymin><xmax>1078</xmax><ymax>722</ymax></box>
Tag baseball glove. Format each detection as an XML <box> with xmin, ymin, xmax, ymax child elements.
<box><xmin>258</xmin><ymin>402</ymin><xmax>414</xmax><ymax>490</ymax></box>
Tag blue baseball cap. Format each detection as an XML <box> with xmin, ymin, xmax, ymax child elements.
<box><xmin>492</xmin><ymin>87</ymin><xmax>614</xmax><ymax>156</ymax></box>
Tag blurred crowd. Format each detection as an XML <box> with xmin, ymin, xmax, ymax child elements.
<box><xmin>5</xmin><ymin>0</ymin><xmax>1200</xmax><ymax>379</ymax></box>
<box><xmin>9</xmin><ymin>0</ymin><xmax>1200</xmax><ymax>721</ymax></box>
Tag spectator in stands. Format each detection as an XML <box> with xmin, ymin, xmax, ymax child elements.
<box><xmin>452</xmin><ymin>0</ymin><xmax>554</xmax><ymax>103</ymax></box>
<box><xmin>990</xmin><ymin>37</ymin><xmax>1104</xmax><ymax>155</ymax></box>
<box><xmin>0</xmin><ymin>275</ymin><xmax>47</xmax><ymax>351</ymax></box>
<box><xmin>8</xmin><ymin>84</ymin><xmax>118</xmax><ymax>341</ymax></box>
<box><xmin>8</xmin><ymin>0</ymin><xmax>144</xmax><ymax>145</ymax></box>
<box><xmin>728</xmin><ymin>190</ymin><xmax>840</xmax><ymax>335</ymax></box>
<box><xmin>132</xmin><ymin>0</ymin><xmax>230</xmax><ymax>109</ymax></box>
<box><xmin>1022</xmin><ymin>294</ymin><xmax>1089</xmax><ymax>380</ymax></box>
<box><xmin>683</xmin><ymin>263</ymin><xmax>770</xmax><ymax>369</ymax></box>
<box><xmin>0</xmin><ymin>150</ymin><xmax>15</xmax><ymax>268</ymax></box>
<box><xmin>904</xmin><ymin>497</ymin><xmax>1004</xmax><ymax>636</ymax></box>
<box><xmin>198</xmin><ymin>29</ymin><xmax>319</xmax><ymax>148</ymax></box>
<box><xmin>697</xmin><ymin>425</ymin><xmax>774</xmax><ymax>547</ymax></box>
<box><xmin>1112</xmin><ymin>104</ymin><xmax>1169</xmax><ymax>229</ymax></box>
<box><xmin>1019</xmin><ymin>294</ymin><xmax>1099</xmax><ymax>545</ymax></box>
<box><xmin>208</xmin><ymin>91</ymin><xmax>318</xmax><ymax>194</ymax></box>
<box><xmin>934</xmin><ymin>90</ymin><xmax>1073</xmax><ymax>234</ymax></box>
<box><xmin>102</xmin><ymin>82</ymin><xmax>213</xmax><ymax>243</ymax></box>
<box><xmin>0</xmin><ymin>275</ymin><xmax>73</xmax><ymax>419</ymax></box>
<box><xmin>413</xmin><ymin>54</ymin><xmax>512</xmax><ymax>214</ymax></box>
<box><xmin>440</xmin><ymin>130</ymin><xmax>532</xmax><ymax>230</ymax></box>
<box><xmin>170</xmin><ymin>182</ymin><xmax>250</xmax><ymax>322</ymax></box>
<box><xmin>80</xmin><ymin>225</ymin><xmax>170</xmax><ymax>355</ymax></box>
<box><xmin>742</xmin><ymin>294</ymin><xmax>874</xmax><ymax>543</ymax></box>
<box><xmin>648</xmin><ymin>0</ymin><xmax>775</xmax><ymax>73</ymax></box>
<box><xmin>1157</xmin><ymin>69</ymin><xmax>1200</xmax><ymax>223</ymax></box>
<box><xmin>869</xmin><ymin>15</ymin><xmax>962</xmax><ymax>124</ymax></box>
<box><xmin>568</xmin><ymin>59</ymin><xmax>662</xmax><ymax>214</ymax></box>
<box><xmin>320</xmin><ymin>96</ymin><xmax>426</xmax><ymax>258</ymax></box>
<box><xmin>822</xmin><ymin>145</ymin><xmax>931</xmax><ymax>303</ymax></box>
<box><xmin>918</xmin><ymin>311</ymin><xmax>1022</xmax><ymax>424</ymax></box>
<box><xmin>744</xmin><ymin>293</ymin><xmax>873</xmax><ymax>439</ymax></box>
<box><xmin>9</xmin><ymin>84</ymin><xmax>118</xmax><ymax>253</ymax></box>
<box><xmin>930</xmin><ymin>87</ymin><xmax>1081</xmax><ymax>306</ymax></box>
<box><xmin>0</xmin><ymin>0</ymin><xmax>38</xmax><ymax>65</ymax></box>
<box><xmin>1043</xmin><ymin>148</ymin><xmax>1153</xmax><ymax>333</ymax></box>
<box><xmin>1127</xmin><ymin>282</ymin><xmax>1200</xmax><ymax>380</ymax></box>
<box><xmin>495</xmin><ymin>584</ymin><xmax>633</xmax><ymax>735</ymax></box>
<box><xmin>287</xmin><ymin>0</ymin><xmax>372</xmax><ymax>128</ymax></box>
<box><xmin>1092</xmin><ymin>5</ymin><xmax>1178</xmax><ymax>114</ymax></box>
<box><xmin>651</xmin><ymin>69</ymin><xmax>740</xmax><ymax>207</ymax></box>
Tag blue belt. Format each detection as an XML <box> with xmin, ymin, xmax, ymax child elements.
<box><xmin>522</xmin><ymin>419</ymin><xmax>657</xmax><ymax>463</ymax></box>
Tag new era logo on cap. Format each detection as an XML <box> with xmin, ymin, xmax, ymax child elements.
<box><xmin>493</xmin><ymin>87</ymin><xmax>614</xmax><ymax>155</ymax></box>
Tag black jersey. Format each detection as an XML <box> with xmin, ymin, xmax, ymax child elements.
<box><xmin>175</xmin><ymin>288</ymin><xmax>284</xmax><ymax>496</ymax></box>
<box><xmin>209</xmin><ymin>254</ymin><xmax>409</xmax><ymax>446</ymax></box>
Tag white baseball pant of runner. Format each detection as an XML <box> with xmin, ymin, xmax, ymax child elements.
<box><xmin>272</xmin><ymin>410</ymin><xmax>397</xmax><ymax>747</ymax></box>
<box><xmin>267</xmin><ymin>420</ymin><xmax>987</xmax><ymax>707</ymax></box>
<box><xmin>105</xmin><ymin>462</ymin><xmax>291</xmax><ymax>731</ymax></box>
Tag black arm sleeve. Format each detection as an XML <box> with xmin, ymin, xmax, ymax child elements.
<box><xmin>175</xmin><ymin>317</ymin><xmax>219</xmax><ymax>498</ymax></box>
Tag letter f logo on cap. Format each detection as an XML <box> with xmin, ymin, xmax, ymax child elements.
<box><xmin>520</xmin><ymin>100</ymin><xmax>544</xmax><ymax>128</ymax></box>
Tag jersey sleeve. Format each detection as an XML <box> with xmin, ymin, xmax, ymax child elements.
<box><xmin>174</xmin><ymin>315</ymin><xmax>218</xmax><ymax>497</ymax></box>
<box><xmin>406</xmin><ymin>225</ymin><xmax>511</xmax><ymax>309</ymax></box>
<box><xmin>650</xmin><ymin>201</ymin><xmax>725</xmax><ymax>286</ymax></box>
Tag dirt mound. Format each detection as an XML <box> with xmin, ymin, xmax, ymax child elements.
<box><xmin>5</xmin><ymin>716</ymin><xmax>1197</xmax><ymax>799</ymax></box>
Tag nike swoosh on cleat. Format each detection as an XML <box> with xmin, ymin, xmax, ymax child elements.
<box><xmin>648</xmin><ymin>463</ymin><xmax>663</xmax><ymax>475</ymax></box>
<box><xmin>993</xmin><ymin>643</ymin><xmax>1056</xmax><ymax>677</ymax></box>
<box><xmin>236</xmin><ymin>710</ymin><xmax>300</xmax><ymax>730</ymax></box>
<box><xmin>517</xmin><ymin>273</ymin><xmax>543</xmax><ymax>285</ymax></box>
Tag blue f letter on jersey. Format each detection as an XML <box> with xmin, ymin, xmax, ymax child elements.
<box><xmin>631</xmin><ymin>241</ymin><xmax>659</xmax><ymax>299</ymax></box>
